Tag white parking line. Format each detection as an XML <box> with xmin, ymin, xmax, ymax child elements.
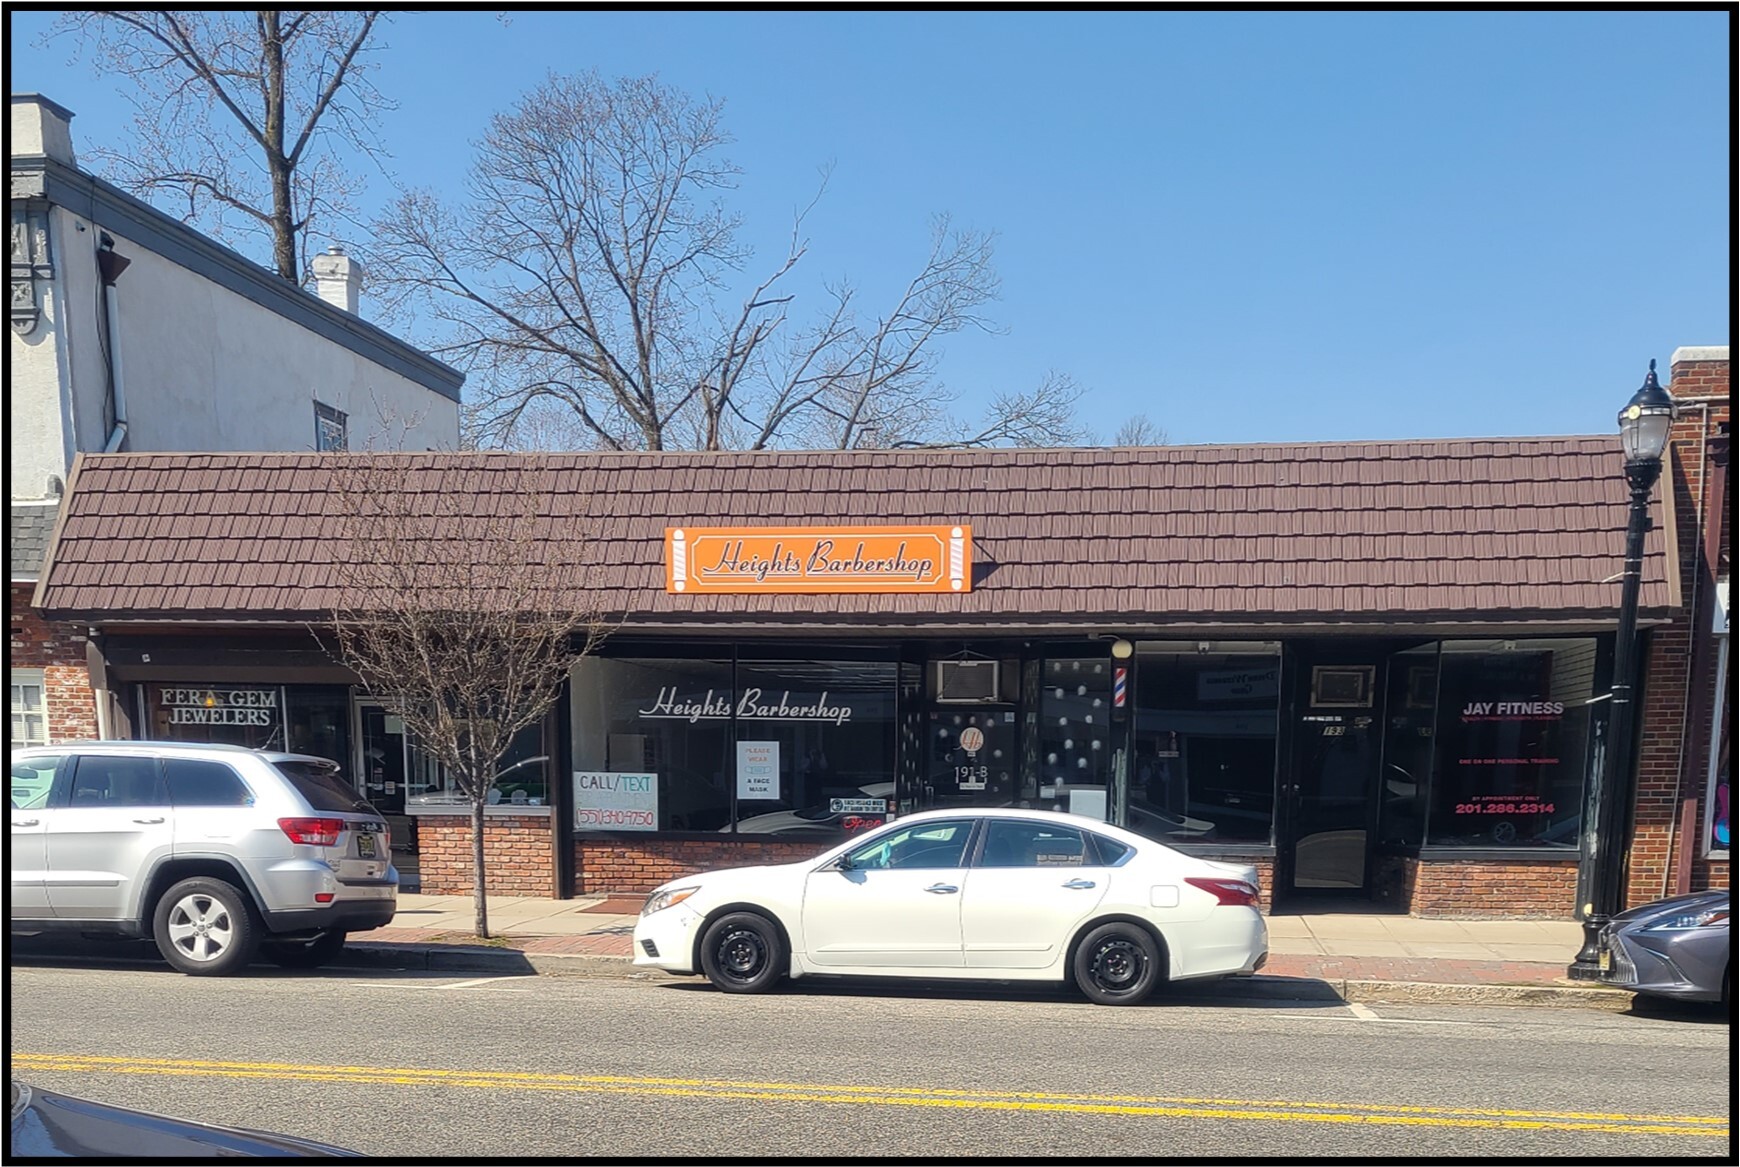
<box><xmin>348</xmin><ymin>976</ymin><xmax>533</xmax><ymax>992</ymax></box>
<box><xmin>1346</xmin><ymin>1002</ymin><xmax>1381</xmax><ymax>1021</ymax></box>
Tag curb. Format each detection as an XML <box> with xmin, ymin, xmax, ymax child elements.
<box><xmin>334</xmin><ymin>943</ymin><xmax>1638</xmax><ymax>1008</ymax></box>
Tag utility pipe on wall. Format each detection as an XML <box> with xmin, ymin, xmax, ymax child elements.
<box><xmin>95</xmin><ymin>237</ymin><xmax>132</xmax><ymax>453</ymax></box>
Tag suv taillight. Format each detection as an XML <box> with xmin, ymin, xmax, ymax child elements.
<box><xmin>279</xmin><ymin>817</ymin><xmax>345</xmax><ymax>847</ymax></box>
<box><xmin>1184</xmin><ymin>876</ymin><xmax>1260</xmax><ymax>906</ymax></box>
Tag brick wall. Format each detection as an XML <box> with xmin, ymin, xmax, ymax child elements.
<box><xmin>1627</xmin><ymin>351</ymin><xmax>1730</xmax><ymax>904</ymax></box>
<box><xmin>415</xmin><ymin>813</ymin><xmax>554</xmax><ymax>896</ymax></box>
<box><xmin>8</xmin><ymin>581</ymin><xmax>99</xmax><ymax>742</ymax></box>
<box><xmin>1402</xmin><ymin>858</ymin><xmax>1579</xmax><ymax>918</ymax></box>
<box><xmin>576</xmin><ymin>837</ymin><xmax>835</xmax><ymax>895</ymax></box>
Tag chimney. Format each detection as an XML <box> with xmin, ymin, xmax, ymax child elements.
<box><xmin>311</xmin><ymin>244</ymin><xmax>362</xmax><ymax>315</ymax></box>
<box><xmin>10</xmin><ymin>93</ymin><xmax>77</xmax><ymax>166</ymax></box>
<box><xmin>1667</xmin><ymin>346</ymin><xmax>1730</xmax><ymax>400</ymax></box>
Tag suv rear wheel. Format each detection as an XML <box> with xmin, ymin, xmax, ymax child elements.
<box><xmin>153</xmin><ymin>877</ymin><xmax>260</xmax><ymax>976</ymax></box>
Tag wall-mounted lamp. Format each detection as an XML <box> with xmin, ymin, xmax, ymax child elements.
<box><xmin>1110</xmin><ymin>639</ymin><xmax>1134</xmax><ymax>660</ymax></box>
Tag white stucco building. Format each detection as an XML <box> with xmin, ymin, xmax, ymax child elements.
<box><xmin>9</xmin><ymin>92</ymin><xmax>463</xmax><ymax>509</ymax></box>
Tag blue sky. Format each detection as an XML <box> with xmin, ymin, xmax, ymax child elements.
<box><xmin>12</xmin><ymin>8</ymin><xmax>1732</xmax><ymax>445</ymax></box>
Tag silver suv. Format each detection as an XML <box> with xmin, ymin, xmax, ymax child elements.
<box><xmin>10</xmin><ymin>741</ymin><xmax>397</xmax><ymax>975</ymax></box>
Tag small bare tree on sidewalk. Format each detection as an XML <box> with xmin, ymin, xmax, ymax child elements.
<box><xmin>321</xmin><ymin>455</ymin><xmax>609</xmax><ymax>938</ymax></box>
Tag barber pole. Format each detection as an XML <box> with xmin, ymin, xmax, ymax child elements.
<box><xmin>1113</xmin><ymin>667</ymin><xmax>1127</xmax><ymax>708</ymax></box>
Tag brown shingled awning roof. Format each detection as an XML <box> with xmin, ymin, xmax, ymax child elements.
<box><xmin>33</xmin><ymin>439</ymin><xmax>1674</xmax><ymax>634</ymax></box>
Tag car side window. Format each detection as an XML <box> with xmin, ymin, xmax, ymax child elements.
<box><xmin>164</xmin><ymin>759</ymin><xmax>254</xmax><ymax>807</ymax></box>
<box><xmin>977</xmin><ymin>820</ymin><xmax>1092</xmax><ymax>868</ymax></box>
<box><xmin>1086</xmin><ymin>832</ymin><xmax>1136</xmax><ymax>866</ymax></box>
<box><xmin>846</xmin><ymin>820</ymin><xmax>972</xmax><ymax>870</ymax></box>
<box><xmin>68</xmin><ymin>756</ymin><xmax>168</xmax><ymax>808</ymax></box>
<box><xmin>10</xmin><ymin>756</ymin><xmax>62</xmax><ymax>810</ymax></box>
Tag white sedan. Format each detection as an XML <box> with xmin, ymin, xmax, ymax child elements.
<box><xmin>632</xmin><ymin>808</ymin><xmax>1268</xmax><ymax>1005</ymax></box>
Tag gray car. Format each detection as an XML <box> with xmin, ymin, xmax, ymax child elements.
<box><xmin>1597</xmin><ymin>889</ymin><xmax>1730</xmax><ymax>1008</ymax></box>
<box><xmin>10</xmin><ymin>741</ymin><xmax>397</xmax><ymax>975</ymax></box>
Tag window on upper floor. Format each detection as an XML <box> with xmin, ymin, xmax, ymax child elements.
<box><xmin>314</xmin><ymin>401</ymin><xmax>348</xmax><ymax>452</ymax></box>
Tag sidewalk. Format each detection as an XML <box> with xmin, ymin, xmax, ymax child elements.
<box><xmin>343</xmin><ymin>893</ymin><xmax>1637</xmax><ymax>1010</ymax></box>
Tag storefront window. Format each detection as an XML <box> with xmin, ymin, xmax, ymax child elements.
<box><xmin>571</xmin><ymin>657</ymin><xmax>734</xmax><ymax>832</ymax></box>
<box><xmin>729</xmin><ymin>659</ymin><xmax>897</xmax><ymax>835</ymax></box>
<box><xmin>1129</xmin><ymin>643</ymin><xmax>1279</xmax><ymax>845</ymax></box>
<box><xmin>285</xmin><ymin>687</ymin><xmax>350</xmax><ymax>768</ymax></box>
<box><xmin>145</xmin><ymin>684</ymin><xmax>283</xmax><ymax>750</ymax></box>
<box><xmin>1036</xmin><ymin>658</ymin><xmax>1113</xmax><ymax>818</ymax></box>
<box><xmin>1425</xmin><ymin>639</ymin><xmax>1595</xmax><ymax>848</ymax></box>
<box><xmin>1378</xmin><ymin>644</ymin><xmax>1438</xmax><ymax>849</ymax></box>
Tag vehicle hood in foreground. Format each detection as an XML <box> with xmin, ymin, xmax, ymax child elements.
<box><xmin>9</xmin><ymin>1081</ymin><xmax>362</xmax><ymax>1158</ymax></box>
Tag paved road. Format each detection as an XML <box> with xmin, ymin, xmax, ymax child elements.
<box><xmin>8</xmin><ymin>958</ymin><xmax>1731</xmax><ymax>1159</ymax></box>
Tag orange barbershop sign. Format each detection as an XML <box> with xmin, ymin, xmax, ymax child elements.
<box><xmin>666</xmin><ymin>525</ymin><xmax>972</xmax><ymax>595</ymax></box>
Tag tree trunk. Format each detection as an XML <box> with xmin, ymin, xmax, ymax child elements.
<box><xmin>260</xmin><ymin>10</ymin><xmax>299</xmax><ymax>281</ymax></box>
<box><xmin>472</xmin><ymin>799</ymin><xmax>491</xmax><ymax>939</ymax></box>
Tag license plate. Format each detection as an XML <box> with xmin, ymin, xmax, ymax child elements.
<box><xmin>357</xmin><ymin>833</ymin><xmax>377</xmax><ymax>859</ymax></box>
<box><xmin>1598</xmin><ymin>948</ymin><xmax>1611</xmax><ymax>972</ymax></box>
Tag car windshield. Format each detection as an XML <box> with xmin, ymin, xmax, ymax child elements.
<box><xmin>272</xmin><ymin>759</ymin><xmax>377</xmax><ymax>813</ymax></box>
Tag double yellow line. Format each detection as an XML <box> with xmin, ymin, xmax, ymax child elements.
<box><xmin>11</xmin><ymin>1053</ymin><xmax>1729</xmax><ymax>1138</ymax></box>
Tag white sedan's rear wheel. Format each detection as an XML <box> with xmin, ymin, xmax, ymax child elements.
<box><xmin>1073</xmin><ymin>922</ymin><xmax>1161</xmax><ymax>1006</ymax></box>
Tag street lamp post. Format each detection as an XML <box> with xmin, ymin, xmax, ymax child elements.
<box><xmin>1568</xmin><ymin>361</ymin><xmax>1676</xmax><ymax>981</ymax></box>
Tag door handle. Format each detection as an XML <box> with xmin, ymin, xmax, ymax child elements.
<box><xmin>132</xmin><ymin>817</ymin><xmax>166</xmax><ymax>825</ymax></box>
<box><xmin>1063</xmin><ymin>878</ymin><xmax>1097</xmax><ymax>889</ymax></box>
<box><xmin>923</xmin><ymin>883</ymin><xmax>959</xmax><ymax>894</ymax></box>
<box><xmin>13</xmin><ymin>819</ymin><xmax>39</xmax><ymax>828</ymax></box>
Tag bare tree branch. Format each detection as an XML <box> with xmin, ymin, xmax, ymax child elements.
<box><xmin>371</xmin><ymin>71</ymin><xmax>1087</xmax><ymax>452</ymax></box>
<box><xmin>43</xmin><ymin>10</ymin><xmax>393</xmax><ymax>281</ymax></box>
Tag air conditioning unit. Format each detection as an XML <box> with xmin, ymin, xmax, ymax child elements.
<box><xmin>936</xmin><ymin>660</ymin><xmax>999</xmax><ymax>703</ymax></box>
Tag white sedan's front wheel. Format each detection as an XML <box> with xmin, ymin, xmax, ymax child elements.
<box><xmin>699</xmin><ymin>912</ymin><xmax>786</xmax><ymax>994</ymax></box>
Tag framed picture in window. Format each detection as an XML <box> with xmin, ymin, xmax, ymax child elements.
<box><xmin>1311</xmin><ymin>665</ymin><xmax>1375</xmax><ymax>708</ymax></box>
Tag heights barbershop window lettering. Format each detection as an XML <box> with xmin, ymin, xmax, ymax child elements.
<box><xmin>636</xmin><ymin>687</ymin><xmax>856</xmax><ymax>725</ymax></box>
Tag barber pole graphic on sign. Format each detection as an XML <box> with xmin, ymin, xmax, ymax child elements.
<box><xmin>1113</xmin><ymin>667</ymin><xmax>1127</xmax><ymax>708</ymax></box>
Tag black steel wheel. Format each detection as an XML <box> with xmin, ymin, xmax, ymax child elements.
<box><xmin>1072</xmin><ymin>921</ymin><xmax>1162</xmax><ymax>1006</ymax></box>
<box><xmin>699</xmin><ymin>912</ymin><xmax>786</xmax><ymax>994</ymax></box>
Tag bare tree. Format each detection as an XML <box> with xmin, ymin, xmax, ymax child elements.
<box><xmin>372</xmin><ymin>70</ymin><xmax>1081</xmax><ymax>452</ymax></box>
<box><xmin>1110</xmin><ymin>413</ymin><xmax>1169</xmax><ymax>447</ymax></box>
<box><xmin>44</xmin><ymin>10</ymin><xmax>392</xmax><ymax>281</ymax></box>
<box><xmin>321</xmin><ymin>456</ymin><xmax>610</xmax><ymax>938</ymax></box>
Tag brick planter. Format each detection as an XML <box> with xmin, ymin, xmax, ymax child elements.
<box><xmin>1376</xmin><ymin>855</ymin><xmax>1579</xmax><ymax>918</ymax></box>
<box><xmin>414</xmin><ymin>812</ymin><xmax>554</xmax><ymax>896</ymax></box>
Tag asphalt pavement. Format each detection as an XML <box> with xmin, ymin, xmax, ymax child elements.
<box><xmin>339</xmin><ymin>892</ymin><xmax>1641</xmax><ymax>1010</ymax></box>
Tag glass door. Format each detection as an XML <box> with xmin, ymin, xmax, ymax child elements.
<box><xmin>922</xmin><ymin>707</ymin><xmax>1021</xmax><ymax>811</ymax></box>
<box><xmin>357</xmin><ymin>703</ymin><xmax>408</xmax><ymax>815</ymax></box>
<box><xmin>1282</xmin><ymin>651</ymin><xmax>1386</xmax><ymax>896</ymax></box>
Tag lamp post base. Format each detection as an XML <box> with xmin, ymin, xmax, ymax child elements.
<box><xmin>1566</xmin><ymin>915</ymin><xmax>1610</xmax><ymax>981</ymax></box>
